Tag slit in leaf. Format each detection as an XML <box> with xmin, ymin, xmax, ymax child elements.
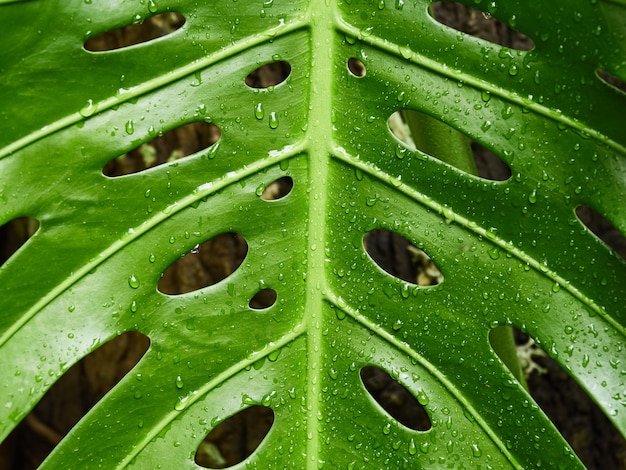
<box><xmin>103</xmin><ymin>121</ymin><xmax>221</xmax><ymax>177</ymax></box>
<box><xmin>245</xmin><ymin>61</ymin><xmax>291</xmax><ymax>89</ymax></box>
<box><xmin>596</xmin><ymin>69</ymin><xmax>626</xmax><ymax>94</ymax></box>
<box><xmin>84</xmin><ymin>12</ymin><xmax>185</xmax><ymax>52</ymax></box>
<box><xmin>158</xmin><ymin>232</ymin><xmax>248</xmax><ymax>295</ymax></box>
<box><xmin>471</xmin><ymin>141</ymin><xmax>512</xmax><ymax>181</ymax></box>
<box><xmin>6</xmin><ymin>332</ymin><xmax>149</xmax><ymax>468</ymax></box>
<box><xmin>347</xmin><ymin>58</ymin><xmax>366</xmax><ymax>77</ymax></box>
<box><xmin>363</xmin><ymin>229</ymin><xmax>442</xmax><ymax>286</ymax></box>
<box><xmin>360</xmin><ymin>366</ymin><xmax>431</xmax><ymax>431</ymax></box>
<box><xmin>0</xmin><ymin>216</ymin><xmax>40</xmax><ymax>266</ymax></box>
<box><xmin>430</xmin><ymin>1</ymin><xmax>534</xmax><ymax>51</ymax></box>
<box><xmin>249</xmin><ymin>289</ymin><xmax>277</xmax><ymax>310</ymax></box>
<box><xmin>388</xmin><ymin>109</ymin><xmax>511</xmax><ymax>181</ymax></box>
<box><xmin>259</xmin><ymin>176</ymin><xmax>293</xmax><ymax>200</ymax></box>
<box><xmin>507</xmin><ymin>328</ymin><xmax>626</xmax><ymax>469</ymax></box>
<box><xmin>575</xmin><ymin>205</ymin><xmax>626</xmax><ymax>260</ymax></box>
<box><xmin>195</xmin><ymin>406</ymin><xmax>274</xmax><ymax>469</ymax></box>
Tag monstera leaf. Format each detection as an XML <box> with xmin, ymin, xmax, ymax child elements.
<box><xmin>1</xmin><ymin>0</ymin><xmax>624</xmax><ymax>468</ymax></box>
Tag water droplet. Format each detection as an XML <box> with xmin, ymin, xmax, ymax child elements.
<box><xmin>254</xmin><ymin>102</ymin><xmax>264</xmax><ymax>120</ymax></box>
<box><xmin>149</xmin><ymin>253</ymin><xmax>156</xmax><ymax>263</ymax></box>
<box><xmin>481</xmin><ymin>120</ymin><xmax>492</xmax><ymax>132</ymax></box>
<box><xmin>408</xmin><ymin>438</ymin><xmax>417</xmax><ymax>455</ymax></box>
<box><xmin>417</xmin><ymin>390</ymin><xmax>429</xmax><ymax>406</ymax></box>
<box><xmin>268</xmin><ymin>349</ymin><xmax>281</xmax><ymax>362</ymax></box>
<box><xmin>269</xmin><ymin>112</ymin><xmax>278</xmax><ymax>129</ymax></box>
<box><xmin>582</xmin><ymin>354</ymin><xmax>590</xmax><ymax>368</ymax></box>
<box><xmin>68</xmin><ymin>305</ymin><xmax>75</xmax><ymax>312</ymax></box>
<box><xmin>79</xmin><ymin>99</ymin><xmax>96</xmax><ymax>117</ymax></box>
<box><xmin>395</xmin><ymin>145</ymin><xmax>407</xmax><ymax>159</ymax></box>
<box><xmin>399</xmin><ymin>45</ymin><xmax>412</xmax><ymax>59</ymax></box>
<box><xmin>128</xmin><ymin>275</ymin><xmax>140</xmax><ymax>289</ymax></box>
<box><xmin>508</xmin><ymin>64</ymin><xmax>519</xmax><ymax>76</ymax></box>
<box><xmin>382</xmin><ymin>423</ymin><xmax>391</xmax><ymax>435</ymax></box>
<box><xmin>528</xmin><ymin>189</ymin><xmax>537</xmax><ymax>204</ymax></box>
<box><xmin>175</xmin><ymin>375</ymin><xmax>184</xmax><ymax>389</ymax></box>
<box><xmin>125</xmin><ymin>120</ymin><xmax>135</xmax><ymax>135</ymax></box>
<box><xmin>147</xmin><ymin>0</ymin><xmax>157</xmax><ymax>13</ymax></box>
<box><xmin>256</xmin><ymin>183</ymin><xmax>266</xmax><ymax>196</ymax></box>
<box><xmin>488</xmin><ymin>248</ymin><xmax>500</xmax><ymax>260</ymax></box>
<box><xmin>395</xmin><ymin>0</ymin><xmax>404</xmax><ymax>9</ymax></box>
<box><xmin>472</xmin><ymin>443</ymin><xmax>482</xmax><ymax>457</ymax></box>
<box><xmin>130</xmin><ymin>300</ymin><xmax>138</xmax><ymax>313</ymax></box>
<box><xmin>174</xmin><ymin>392</ymin><xmax>195</xmax><ymax>411</ymax></box>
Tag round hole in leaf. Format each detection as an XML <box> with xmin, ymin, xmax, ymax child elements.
<box><xmin>103</xmin><ymin>121</ymin><xmax>221</xmax><ymax>177</ymax></box>
<box><xmin>195</xmin><ymin>406</ymin><xmax>274</xmax><ymax>469</ymax></box>
<box><xmin>259</xmin><ymin>176</ymin><xmax>293</xmax><ymax>200</ymax></box>
<box><xmin>363</xmin><ymin>229</ymin><xmax>442</xmax><ymax>286</ymax></box>
<box><xmin>0</xmin><ymin>216</ymin><xmax>40</xmax><ymax>267</ymax></box>
<box><xmin>84</xmin><ymin>12</ymin><xmax>186</xmax><ymax>52</ymax></box>
<box><xmin>245</xmin><ymin>61</ymin><xmax>291</xmax><ymax>89</ymax></box>
<box><xmin>158</xmin><ymin>232</ymin><xmax>248</xmax><ymax>295</ymax></box>
<box><xmin>347</xmin><ymin>57</ymin><xmax>366</xmax><ymax>77</ymax></box>
<box><xmin>360</xmin><ymin>366</ymin><xmax>431</xmax><ymax>431</ymax></box>
<box><xmin>430</xmin><ymin>2</ymin><xmax>534</xmax><ymax>51</ymax></box>
<box><xmin>575</xmin><ymin>205</ymin><xmax>625</xmax><ymax>260</ymax></box>
<box><xmin>249</xmin><ymin>289</ymin><xmax>277</xmax><ymax>310</ymax></box>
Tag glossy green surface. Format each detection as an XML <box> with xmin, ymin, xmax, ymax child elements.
<box><xmin>0</xmin><ymin>0</ymin><xmax>624</xmax><ymax>468</ymax></box>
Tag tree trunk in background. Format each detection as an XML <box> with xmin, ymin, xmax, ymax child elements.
<box><xmin>0</xmin><ymin>6</ymin><xmax>624</xmax><ymax>469</ymax></box>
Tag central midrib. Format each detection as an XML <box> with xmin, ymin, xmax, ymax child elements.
<box><xmin>304</xmin><ymin>1</ymin><xmax>336</xmax><ymax>468</ymax></box>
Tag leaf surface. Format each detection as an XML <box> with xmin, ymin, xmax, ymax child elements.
<box><xmin>1</xmin><ymin>0</ymin><xmax>625</xmax><ymax>468</ymax></box>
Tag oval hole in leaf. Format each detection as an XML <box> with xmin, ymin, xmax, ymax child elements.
<box><xmin>2</xmin><ymin>332</ymin><xmax>149</xmax><ymax>467</ymax></box>
<box><xmin>430</xmin><ymin>2</ymin><xmax>534</xmax><ymax>50</ymax></box>
<box><xmin>596</xmin><ymin>70</ymin><xmax>626</xmax><ymax>94</ymax></box>
<box><xmin>388</xmin><ymin>109</ymin><xmax>511</xmax><ymax>181</ymax></box>
<box><xmin>360</xmin><ymin>366</ymin><xmax>431</xmax><ymax>431</ymax></box>
<box><xmin>496</xmin><ymin>328</ymin><xmax>626</xmax><ymax>468</ymax></box>
<box><xmin>84</xmin><ymin>12</ymin><xmax>185</xmax><ymax>52</ymax></box>
<box><xmin>245</xmin><ymin>61</ymin><xmax>291</xmax><ymax>89</ymax></box>
<box><xmin>260</xmin><ymin>176</ymin><xmax>293</xmax><ymax>200</ymax></box>
<box><xmin>347</xmin><ymin>58</ymin><xmax>366</xmax><ymax>77</ymax></box>
<box><xmin>363</xmin><ymin>229</ymin><xmax>442</xmax><ymax>286</ymax></box>
<box><xmin>575</xmin><ymin>205</ymin><xmax>626</xmax><ymax>260</ymax></box>
<box><xmin>0</xmin><ymin>216</ymin><xmax>40</xmax><ymax>267</ymax></box>
<box><xmin>249</xmin><ymin>289</ymin><xmax>277</xmax><ymax>310</ymax></box>
<box><xmin>158</xmin><ymin>232</ymin><xmax>248</xmax><ymax>295</ymax></box>
<box><xmin>195</xmin><ymin>406</ymin><xmax>274</xmax><ymax>469</ymax></box>
<box><xmin>103</xmin><ymin>121</ymin><xmax>221</xmax><ymax>177</ymax></box>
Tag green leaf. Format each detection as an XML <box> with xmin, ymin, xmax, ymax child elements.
<box><xmin>1</xmin><ymin>0</ymin><xmax>624</xmax><ymax>468</ymax></box>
